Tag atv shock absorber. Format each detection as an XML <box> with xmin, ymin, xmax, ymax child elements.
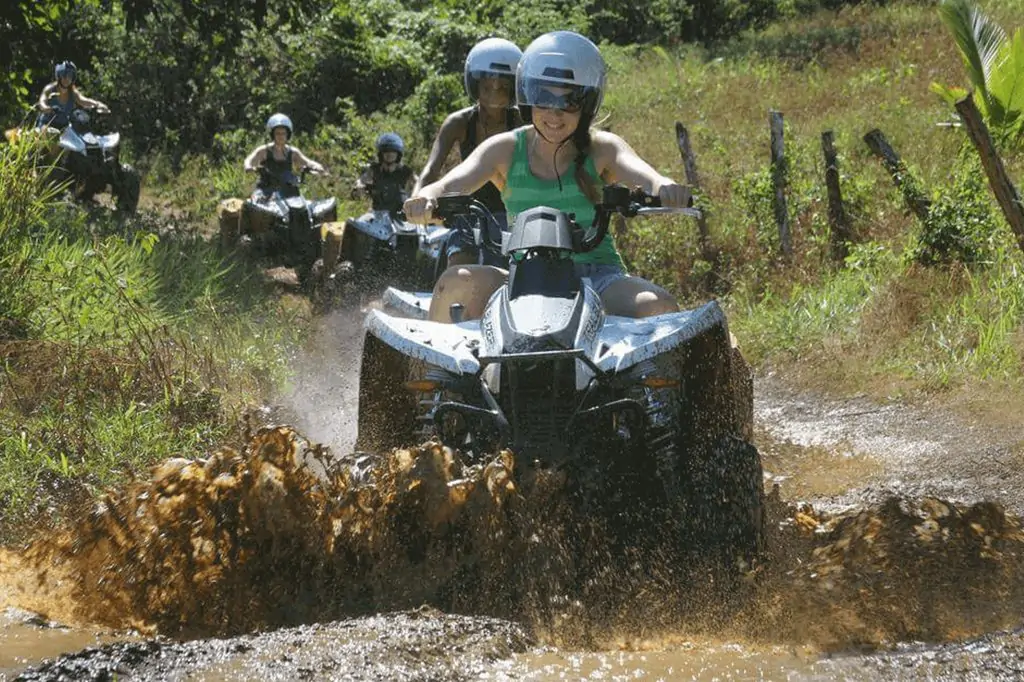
<box><xmin>630</xmin><ymin>359</ymin><xmax>682</xmax><ymax>499</ymax></box>
<box><xmin>409</xmin><ymin>366</ymin><xmax>454</xmax><ymax>442</ymax></box>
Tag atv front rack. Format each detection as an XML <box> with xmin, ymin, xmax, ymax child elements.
<box><xmin>432</xmin><ymin>348</ymin><xmax>647</xmax><ymax>458</ymax></box>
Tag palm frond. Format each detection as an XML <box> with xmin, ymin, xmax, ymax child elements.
<box><xmin>938</xmin><ymin>0</ymin><xmax>1007</xmax><ymax>96</ymax></box>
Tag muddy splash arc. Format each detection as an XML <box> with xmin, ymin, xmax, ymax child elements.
<box><xmin>3</xmin><ymin>424</ymin><xmax>1024</xmax><ymax>652</ymax></box>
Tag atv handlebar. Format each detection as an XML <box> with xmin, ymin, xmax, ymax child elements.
<box><xmin>431</xmin><ymin>185</ymin><xmax>703</xmax><ymax>255</ymax></box>
<box><xmin>434</xmin><ymin>194</ymin><xmax>505</xmax><ymax>257</ymax></box>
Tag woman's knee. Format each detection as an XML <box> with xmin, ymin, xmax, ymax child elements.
<box><xmin>633</xmin><ymin>290</ymin><xmax>679</xmax><ymax>317</ymax></box>
<box><xmin>601</xmin><ymin>277</ymin><xmax>678</xmax><ymax>318</ymax></box>
<box><xmin>429</xmin><ymin>265</ymin><xmax>506</xmax><ymax>322</ymax></box>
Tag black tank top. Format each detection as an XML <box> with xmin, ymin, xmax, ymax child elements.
<box><xmin>370</xmin><ymin>163</ymin><xmax>414</xmax><ymax>212</ymax></box>
<box><xmin>260</xmin><ymin>145</ymin><xmax>293</xmax><ymax>188</ymax></box>
<box><xmin>459</xmin><ymin>106</ymin><xmax>519</xmax><ymax>213</ymax></box>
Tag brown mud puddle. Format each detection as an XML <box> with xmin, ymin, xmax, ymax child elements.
<box><xmin>2</xmin><ymin>373</ymin><xmax>1023</xmax><ymax>680</ymax></box>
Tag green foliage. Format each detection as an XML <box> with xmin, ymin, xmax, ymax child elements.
<box><xmin>401</xmin><ymin>74</ymin><xmax>470</xmax><ymax>149</ymax></box>
<box><xmin>0</xmin><ymin>0</ymin><xmax>100</xmax><ymax>118</ymax></box>
<box><xmin>907</xmin><ymin>149</ymin><xmax>1003</xmax><ymax>267</ymax></box>
<box><xmin>932</xmin><ymin>0</ymin><xmax>1024</xmax><ymax>141</ymax></box>
<box><xmin>0</xmin><ymin>145</ymin><xmax>303</xmax><ymax>535</ymax></box>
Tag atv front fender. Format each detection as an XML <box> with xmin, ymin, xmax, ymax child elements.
<box><xmin>595</xmin><ymin>301</ymin><xmax>728</xmax><ymax>374</ymax></box>
<box><xmin>364</xmin><ymin>309</ymin><xmax>481</xmax><ymax>375</ymax></box>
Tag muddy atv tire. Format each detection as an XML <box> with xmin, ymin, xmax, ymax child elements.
<box><xmin>355</xmin><ymin>333</ymin><xmax>418</xmax><ymax>453</ymax></box>
<box><xmin>686</xmin><ymin>434</ymin><xmax>766</xmax><ymax>569</ymax></box>
<box><xmin>667</xmin><ymin>315</ymin><xmax>765</xmax><ymax>568</ymax></box>
<box><xmin>115</xmin><ymin>164</ymin><xmax>141</xmax><ymax>214</ymax></box>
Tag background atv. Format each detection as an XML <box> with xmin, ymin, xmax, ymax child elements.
<box><xmin>5</xmin><ymin>107</ymin><xmax>140</xmax><ymax>213</ymax></box>
<box><xmin>335</xmin><ymin>207</ymin><xmax>449</xmax><ymax>292</ymax></box>
<box><xmin>355</xmin><ymin>186</ymin><xmax>763</xmax><ymax>568</ymax></box>
<box><xmin>218</xmin><ymin>166</ymin><xmax>339</xmax><ymax>287</ymax></box>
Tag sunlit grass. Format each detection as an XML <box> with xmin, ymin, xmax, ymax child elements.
<box><xmin>0</xmin><ymin>138</ymin><xmax>309</xmax><ymax>540</ymax></box>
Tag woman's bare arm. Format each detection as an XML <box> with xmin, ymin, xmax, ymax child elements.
<box><xmin>413</xmin><ymin>111</ymin><xmax>467</xmax><ymax>194</ymax></box>
<box><xmin>243</xmin><ymin>146</ymin><xmax>267</xmax><ymax>172</ymax></box>
<box><xmin>291</xmin><ymin>147</ymin><xmax>326</xmax><ymax>173</ymax></box>
<box><xmin>403</xmin><ymin>132</ymin><xmax>515</xmax><ymax>222</ymax></box>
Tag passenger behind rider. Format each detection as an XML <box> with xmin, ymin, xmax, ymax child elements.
<box><xmin>346</xmin><ymin>132</ymin><xmax>418</xmax><ymax>232</ymax></box>
<box><xmin>413</xmin><ymin>38</ymin><xmax>523</xmax><ymax>267</ymax></box>
<box><xmin>403</xmin><ymin>31</ymin><xmax>690</xmax><ymax>323</ymax></box>
<box><xmin>243</xmin><ymin>113</ymin><xmax>327</xmax><ymax>201</ymax></box>
<box><xmin>36</xmin><ymin>60</ymin><xmax>109</xmax><ymax>130</ymax></box>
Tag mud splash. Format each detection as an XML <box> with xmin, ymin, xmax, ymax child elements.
<box><xmin>2</xmin><ymin>423</ymin><xmax>1024</xmax><ymax>656</ymax></box>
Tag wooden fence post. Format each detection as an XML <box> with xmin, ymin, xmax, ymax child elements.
<box><xmin>674</xmin><ymin>121</ymin><xmax>715</xmax><ymax>260</ymax></box>
<box><xmin>863</xmin><ymin>129</ymin><xmax>931</xmax><ymax>223</ymax></box>
<box><xmin>821</xmin><ymin>130</ymin><xmax>852</xmax><ymax>263</ymax></box>
<box><xmin>769</xmin><ymin>110</ymin><xmax>792</xmax><ymax>260</ymax></box>
<box><xmin>955</xmin><ymin>94</ymin><xmax>1024</xmax><ymax>253</ymax></box>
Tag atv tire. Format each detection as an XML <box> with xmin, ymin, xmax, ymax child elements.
<box><xmin>355</xmin><ymin>332</ymin><xmax>418</xmax><ymax>453</ymax></box>
<box><xmin>667</xmin><ymin>313</ymin><xmax>765</xmax><ymax>568</ymax></box>
<box><xmin>686</xmin><ymin>434</ymin><xmax>766</xmax><ymax>569</ymax></box>
<box><xmin>115</xmin><ymin>164</ymin><xmax>141</xmax><ymax>214</ymax></box>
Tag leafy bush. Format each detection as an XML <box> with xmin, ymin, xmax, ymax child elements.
<box><xmin>907</xmin><ymin>150</ymin><xmax>1002</xmax><ymax>267</ymax></box>
<box><xmin>401</xmin><ymin>74</ymin><xmax>470</xmax><ymax>149</ymax></box>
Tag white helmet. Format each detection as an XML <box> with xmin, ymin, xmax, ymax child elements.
<box><xmin>464</xmin><ymin>37</ymin><xmax>522</xmax><ymax>100</ymax></box>
<box><xmin>516</xmin><ymin>31</ymin><xmax>606</xmax><ymax>119</ymax></box>
<box><xmin>265</xmin><ymin>112</ymin><xmax>293</xmax><ymax>139</ymax></box>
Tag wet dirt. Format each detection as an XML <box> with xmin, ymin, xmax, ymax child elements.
<box><xmin>3</xmin><ymin>313</ymin><xmax>1024</xmax><ymax>680</ymax></box>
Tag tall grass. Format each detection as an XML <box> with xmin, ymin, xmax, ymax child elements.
<box><xmin>0</xmin><ymin>137</ymin><xmax>307</xmax><ymax>541</ymax></box>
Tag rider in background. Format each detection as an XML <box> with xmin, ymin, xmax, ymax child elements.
<box><xmin>244</xmin><ymin>113</ymin><xmax>327</xmax><ymax>201</ymax></box>
<box><xmin>347</xmin><ymin>132</ymin><xmax>418</xmax><ymax>229</ymax></box>
<box><xmin>404</xmin><ymin>31</ymin><xmax>690</xmax><ymax>322</ymax></box>
<box><xmin>413</xmin><ymin>38</ymin><xmax>522</xmax><ymax>267</ymax></box>
<box><xmin>36</xmin><ymin>61</ymin><xmax>109</xmax><ymax>129</ymax></box>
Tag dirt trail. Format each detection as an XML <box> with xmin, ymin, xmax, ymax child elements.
<box><xmin>5</xmin><ymin>361</ymin><xmax>1024</xmax><ymax>680</ymax></box>
<box><xmin>755</xmin><ymin>372</ymin><xmax>1024</xmax><ymax>514</ymax></box>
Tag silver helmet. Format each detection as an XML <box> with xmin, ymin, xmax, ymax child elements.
<box><xmin>464</xmin><ymin>37</ymin><xmax>522</xmax><ymax>101</ymax></box>
<box><xmin>516</xmin><ymin>31</ymin><xmax>606</xmax><ymax>119</ymax></box>
<box><xmin>265</xmin><ymin>112</ymin><xmax>293</xmax><ymax>139</ymax></box>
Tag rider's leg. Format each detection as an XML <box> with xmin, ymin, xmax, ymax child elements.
<box><xmin>601</xmin><ymin>276</ymin><xmax>678</xmax><ymax>318</ymax></box>
<box><xmin>444</xmin><ymin>215</ymin><xmax>481</xmax><ymax>267</ymax></box>
<box><xmin>428</xmin><ymin>264</ymin><xmax>508</xmax><ymax>323</ymax></box>
<box><xmin>580</xmin><ymin>264</ymin><xmax>678</xmax><ymax>318</ymax></box>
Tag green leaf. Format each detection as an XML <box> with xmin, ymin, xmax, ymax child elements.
<box><xmin>930</xmin><ymin>81</ymin><xmax>969</xmax><ymax>107</ymax></box>
<box><xmin>938</xmin><ymin>0</ymin><xmax>1007</xmax><ymax>103</ymax></box>
<box><xmin>988</xmin><ymin>28</ymin><xmax>1024</xmax><ymax>131</ymax></box>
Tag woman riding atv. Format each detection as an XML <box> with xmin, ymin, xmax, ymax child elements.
<box><xmin>36</xmin><ymin>61</ymin><xmax>109</xmax><ymax>130</ymax></box>
<box><xmin>346</xmin><ymin>132</ymin><xmax>418</xmax><ymax>230</ymax></box>
<box><xmin>403</xmin><ymin>31</ymin><xmax>690</xmax><ymax>323</ymax></box>
<box><xmin>244</xmin><ymin>113</ymin><xmax>327</xmax><ymax>200</ymax></box>
<box><xmin>413</xmin><ymin>37</ymin><xmax>523</xmax><ymax>268</ymax></box>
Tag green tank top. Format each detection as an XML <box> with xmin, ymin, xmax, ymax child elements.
<box><xmin>502</xmin><ymin>128</ymin><xmax>625</xmax><ymax>268</ymax></box>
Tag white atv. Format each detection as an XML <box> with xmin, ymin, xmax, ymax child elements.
<box><xmin>356</xmin><ymin>185</ymin><xmax>764</xmax><ymax>565</ymax></box>
<box><xmin>340</xmin><ymin>208</ymin><xmax>451</xmax><ymax>291</ymax></box>
<box><xmin>53</xmin><ymin>108</ymin><xmax>141</xmax><ymax>213</ymax></box>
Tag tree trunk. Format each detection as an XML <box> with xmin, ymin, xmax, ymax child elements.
<box><xmin>955</xmin><ymin>94</ymin><xmax>1024</xmax><ymax>253</ymax></box>
<box><xmin>769</xmin><ymin>111</ymin><xmax>792</xmax><ymax>260</ymax></box>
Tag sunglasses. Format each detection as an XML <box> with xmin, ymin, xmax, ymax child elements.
<box><xmin>531</xmin><ymin>88</ymin><xmax>584</xmax><ymax>114</ymax></box>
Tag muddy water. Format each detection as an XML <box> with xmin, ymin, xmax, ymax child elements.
<box><xmin>3</xmin><ymin>365</ymin><xmax>1024</xmax><ymax>679</ymax></box>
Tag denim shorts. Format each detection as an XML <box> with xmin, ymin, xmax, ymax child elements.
<box><xmin>446</xmin><ymin>211</ymin><xmax>508</xmax><ymax>267</ymax></box>
<box><xmin>575</xmin><ymin>262</ymin><xmax>628</xmax><ymax>295</ymax></box>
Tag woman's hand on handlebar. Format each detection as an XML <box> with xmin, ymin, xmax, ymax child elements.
<box><xmin>656</xmin><ymin>181</ymin><xmax>692</xmax><ymax>208</ymax></box>
<box><xmin>403</xmin><ymin>195</ymin><xmax>437</xmax><ymax>224</ymax></box>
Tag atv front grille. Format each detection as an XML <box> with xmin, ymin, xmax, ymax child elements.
<box><xmin>503</xmin><ymin>359</ymin><xmax>576</xmax><ymax>461</ymax></box>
